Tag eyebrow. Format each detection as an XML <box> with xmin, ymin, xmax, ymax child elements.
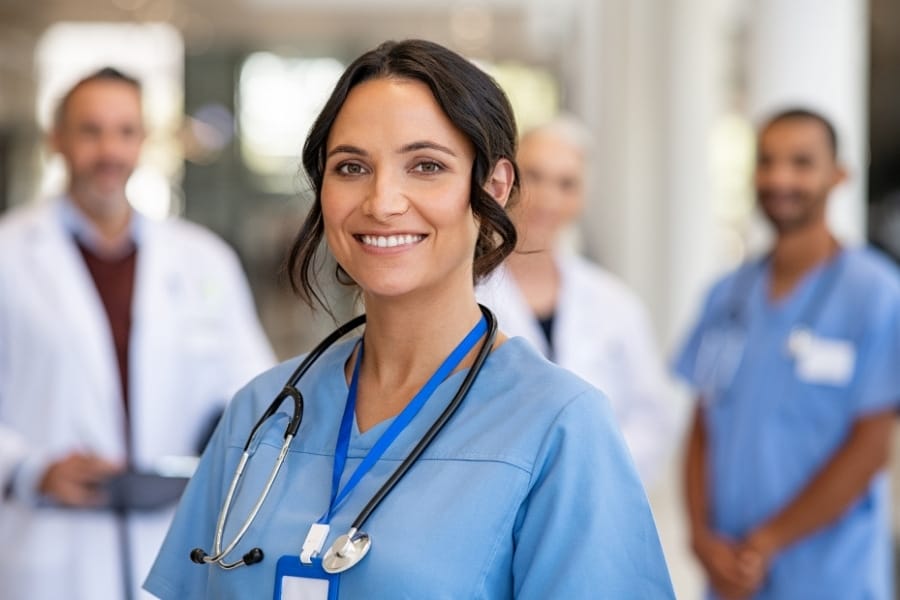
<box><xmin>326</xmin><ymin>140</ymin><xmax>458</xmax><ymax>159</ymax></box>
<box><xmin>399</xmin><ymin>141</ymin><xmax>457</xmax><ymax>157</ymax></box>
<box><xmin>327</xmin><ymin>144</ymin><xmax>367</xmax><ymax>158</ymax></box>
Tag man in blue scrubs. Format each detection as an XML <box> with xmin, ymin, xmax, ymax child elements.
<box><xmin>676</xmin><ymin>108</ymin><xmax>900</xmax><ymax>599</ymax></box>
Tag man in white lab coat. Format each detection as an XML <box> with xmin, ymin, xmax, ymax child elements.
<box><xmin>0</xmin><ymin>67</ymin><xmax>275</xmax><ymax>599</ymax></box>
<box><xmin>477</xmin><ymin>116</ymin><xmax>676</xmax><ymax>487</ymax></box>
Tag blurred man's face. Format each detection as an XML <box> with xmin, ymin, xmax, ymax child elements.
<box><xmin>52</xmin><ymin>79</ymin><xmax>145</xmax><ymax>219</ymax></box>
<box><xmin>754</xmin><ymin>118</ymin><xmax>845</xmax><ymax>234</ymax></box>
<box><xmin>514</xmin><ymin>130</ymin><xmax>585</xmax><ymax>251</ymax></box>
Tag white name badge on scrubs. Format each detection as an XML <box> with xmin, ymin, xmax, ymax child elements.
<box><xmin>274</xmin><ymin>555</ymin><xmax>340</xmax><ymax>600</ymax></box>
<box><xmin>791</xmin><ymin>331</ymin><xmax>856</xmax><ymax>386</ymax></box>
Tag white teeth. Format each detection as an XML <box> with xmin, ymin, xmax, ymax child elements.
<box><xmin>360</xmin><ymin>234</ymin><xmax>423</xmax><ymax>248</ymax></box>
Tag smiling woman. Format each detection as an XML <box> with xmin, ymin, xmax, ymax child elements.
<box><xmin>144</xmin><ymin>39</ymin><xmax>675</xmax><ymax>600</ymax></box>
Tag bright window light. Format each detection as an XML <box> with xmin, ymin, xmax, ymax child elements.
<box><xmin>239</xmin><ymin>53</ymin><xmax>344</xmax><ymax>182</ymax></box>
<box><xmin>479</xmin><ymin>61</ymin><xmax>560</xmax><ymax>133</ymax></box>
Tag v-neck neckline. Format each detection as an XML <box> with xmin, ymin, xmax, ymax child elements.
<box><xmin>757</xmin><ymin>248</ymin><xmax>846</xmax><ymax>320</ymax></box>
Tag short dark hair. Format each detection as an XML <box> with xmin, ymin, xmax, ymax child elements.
<box><xmin>55</xmin><ymin>67</ymin><xmax>142</xmax><ymax>126</ymax></box>
<box><xmin>760</xmin><ymin>107</ymin><xmax>839</xmax><ymax>158</ymax></box>
<box><xmin>287</xmin><ymin>39</ymin><xmax>520</xmax><ymax>312</ymax></box>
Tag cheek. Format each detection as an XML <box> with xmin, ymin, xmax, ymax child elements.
<box><xmin>320</xmin><ymin>180</ymin><xmax>353</xmax><ymax>224</ymax></box>
<box><xmin>319</xmin><ymin>189</ymin><xmax>349</xmax><ymax>248</ymax></box>
<box><xmin>124</xmin><ymin>143</ymin><xmax>143</xmax><ymax>162</ymax></box>
<box><xmin>559</xmin><ymin>195</ymin><xmax>583</xmax><ymax>220</ymax></box>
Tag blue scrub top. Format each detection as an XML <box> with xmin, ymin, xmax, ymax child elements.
<box><xmin>675</xmin><ymin>246</ymin><xmax>900</xmax><ymax>599</ymax></box>
<box><xmin>145</xmin><ymin>336</ymin><xmax>674</xmax><ymax>599</ymax></box>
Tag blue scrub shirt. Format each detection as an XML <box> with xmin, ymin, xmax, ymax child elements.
<box><xmin>145</xmin><ymin>337</ymin><xmax>674</xmax><ymax>599</ymax></box>
<box><xmin>675</xmin><ymin>247</ymin><xmax>900</xmax><ymax>599</ymax></box>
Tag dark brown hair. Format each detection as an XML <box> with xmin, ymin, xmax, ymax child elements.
<box><xmin>761</xmin><ymin>107</ymin><xmax>839</xmax><ymax>158</ymax></box>
<box><xmin>287</xmin><ymin>39</ymin><xmax>519</xmax><ymax>311</ymax></box>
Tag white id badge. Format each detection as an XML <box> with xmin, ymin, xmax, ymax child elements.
<box><xmin>274</xmin><ymin>556</ymin><xmax>340</xmax><ymax>600</ymax></box>
<box><xmin>795</xmin><ymin>335</ymin><xmax>856</xmax><ymax>386</ymax></box>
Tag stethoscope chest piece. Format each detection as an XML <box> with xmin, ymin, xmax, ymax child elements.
<box><xmin>321</xmin><ymin>531</ymin><xmax>371</xmax><ymax>574</ymax></box>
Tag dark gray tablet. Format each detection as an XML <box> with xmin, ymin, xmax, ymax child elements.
<box><xmin>102</xmin><ymin>471</ymin><xmax>189</xmax><ymax>511</ymax></box>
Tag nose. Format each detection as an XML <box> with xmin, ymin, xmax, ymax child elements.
<box><xmin>362</xmin><ymin>170</ymin><xmax>409</xmax><ymax>221</ymax></box>
<box><xmin>97</xmin><ymin>130</ymin><xmax>128</xmax><ymax>161</ymax></box>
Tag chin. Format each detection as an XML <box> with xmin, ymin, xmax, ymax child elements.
<box><xmin>766</xmin><ymin>214</ymin><xmax>817</xmax><ymax>234</ymax></box>
<box><xmin>358</xmin><ymin>279</ymin><xmax>421</xmax><ymax>300</ymax></box>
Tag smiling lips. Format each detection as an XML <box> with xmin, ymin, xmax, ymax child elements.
<box><xmin>357</xmin><ymin>233</ymin><xmax>426</xmax><ymax>249</ymax></box>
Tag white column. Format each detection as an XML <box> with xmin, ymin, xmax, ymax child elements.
<box><xmin>746</xmin><ymin>0</ymin><xmax>870</xmax><ymax>244</ymax></box>
<box><xmin>571</xmin><ymin>0</ymin><xmax>669</xmax><ymax>338</ymax></box>
<box><xmin>661</xmin><ymin>0</ymin><xmax>725</xmax><ymax>351</ymax></box>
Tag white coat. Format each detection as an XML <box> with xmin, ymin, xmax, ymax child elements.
<box><xmin>0</xmin><ymin>199</ymin><xmax>275</xmax><ymax>600</ymax></box>
<box><xmin>476</xmin><ymin>254</ymin><xmax>676</xmax><ymax>487</ymax></box>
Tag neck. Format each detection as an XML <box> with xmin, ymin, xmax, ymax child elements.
<box><xmin>506</xmin><ymin>245</ymin><xmax>555</xmax><ymax>273</ymax></box>
<box><xmin>351</xmin><ymin>288</ymin><xmax>487</xmax><ymax>432</ymax></box>
<box><xmin>69</xmin><ymin>189</ymin><xmax>133</xmax><ymax>247</ymax></box>
<box><xmin>772</xmin><ymin>221</ymin><xmax>837</xmax><ymax>276</ymax></box>
<box><xmin>505</xmin><ymin>248</ymin><xmax>560</xmax><ymax>318</ymax></box>
<box><xmin>769</xmin><ymin>220</ymin><xmax>838</xmax><ymax>299</ymax></box>
<box><xmin>359</xmin><ymin>289</ymin><xmax>484</xmax><ymax>388</ymax></box>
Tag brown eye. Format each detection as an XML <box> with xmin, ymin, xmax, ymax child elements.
<box><xmin>337</xmin><ymin>162</ymin><xmax>366</xmax><ymax>176</ymax></box>
<box><xmin>413</xmin><ymin>160</ymin><xmax>443</xmax><ymax>174</ymax></box>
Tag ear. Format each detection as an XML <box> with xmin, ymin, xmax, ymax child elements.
<box><xmin>482</xmin><ymin>158</ymin><xmax>515</xmax><ymax>208</ymax></box>
<box><xmin>830</xmin><ymin>162</ymin><xmax>849</xmax><ymax>188</ymax></box>
<box><xmin>48</xmin><ymin>126</ymin><xmax>62</xmax><ymax>155</ymax></box>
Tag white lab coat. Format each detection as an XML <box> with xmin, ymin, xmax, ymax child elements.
<box><xmin>477</xmin><ymin>254</ymin><xmax>676</xmax><ymax>487</ymax></box>
<box><xmin>0</xmin><ymin>199</ymin><xmax>275</xmax><ymax>600</ymax></box>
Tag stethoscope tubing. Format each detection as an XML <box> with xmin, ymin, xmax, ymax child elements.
<box><xmin>194</xmin><ymin>305</ymin><xmax>496</xmax><ymax>570</ymax></box>
<box><xmin>348</xmin><ymin>304</ymin><xmax>497</xmax><ymax>532</ymax></box>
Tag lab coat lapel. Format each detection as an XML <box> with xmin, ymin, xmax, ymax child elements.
<box><xmin>24</xmin><ymin>202</ymin><xmax>124</xmax><ymax>455</ymax></box>
<box><xmin>129</xmin><ymin>218</ymin><xmax>176</xmax><ymax>465</ymax></box>
<box><xmin>553</xmin><ymin>254</ymin><xmax>581</xmax><ymax>368</ymax></box>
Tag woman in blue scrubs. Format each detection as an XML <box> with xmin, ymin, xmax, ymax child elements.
<box><xmin>144</xmin><ymin>39</ymin><xmax>674</xmax><ymax>599</ymax></box>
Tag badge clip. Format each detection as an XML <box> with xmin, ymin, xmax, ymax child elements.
<box><xmin>300</xmin><ymin>523</ymin><xmax>330</xmax><ymax>564</ymax></box>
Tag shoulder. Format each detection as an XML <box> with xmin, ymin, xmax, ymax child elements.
<box><xmin>694</xmin><ymin>259</ymin><xmax>760</xmax><ymax>318</ymax></box>
<box><xmin>0</xmin><ymin>202</ymin><xmax>53</xmax><ymax>248</ymax></box>
<box><xmin>488</xmin><ymin>336</ymin><xmax>601</xmax><ymax>404</ymax></box>
<box><xmin>144</xmin><ymin>216</ymin><xmax>244</xmax><ymax>275</ymax></box>
<box><xmin>218</xmin><ymin>338</ymin><xmax>355</xmax><ymax>443</ymax></box>
<box><xmin>835</xmin><ymin>246</ymin><xmax>900</xmax><ymax>324</ymax></box>
<box><xmin>467</xmin><ymin>338</ymin><xmax>619</xmax><ymax>466</ymax></box>
<box><xmin>147</xmin><ymin>216</ymin><xmax>237</xmax><ymax>258</ymax></box>
<box><xmin>561</xmin><ymin>254</ymin><xmax>648</xmax><ymax>316</ymax></box>
<box><xmin>0</xmin><ymin>203</ymin><xmax>63</xmax><ymax>276</ymax></box>
<box><xmin>840</xmin><ymin>246</ymin><xmax>900</xmax><ymax>295</ymax></box>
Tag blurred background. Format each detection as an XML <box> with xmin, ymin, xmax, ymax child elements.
<box><xmin>1</xmin><ymin>0</ymin><xmax>898</xmax><ymax>596</ymax></box>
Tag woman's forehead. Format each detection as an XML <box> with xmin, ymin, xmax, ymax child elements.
<box><xmin>326</xmin><ymin>77</ymin><xmax>473</xmax><ymax>156</ymax></box>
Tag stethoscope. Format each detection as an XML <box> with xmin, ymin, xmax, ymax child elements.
<box><xmin>726</xmin><ymin>250</ymin><xmax>845</xmax><ymax>355</ymax></box>
<box><xmin>696</xmin><ymin>250</ymin><xmax>846</xmax><ymax>401</ymax></box>
<box><xmin>191</xmin><ymin>305</ymin><xmax>498</xmax><ymax>573</ymax></box>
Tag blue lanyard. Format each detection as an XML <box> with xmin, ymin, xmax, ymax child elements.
<box><xmin>318</xmin><ymin>315</ymin><xmax>487</xmax><ymax>525</ymax></box>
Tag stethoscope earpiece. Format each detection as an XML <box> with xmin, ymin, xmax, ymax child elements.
<box><xmin>242</xmin><ymin>547</ymin><xmax>264</xmax><ymax>566</ymax></box>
